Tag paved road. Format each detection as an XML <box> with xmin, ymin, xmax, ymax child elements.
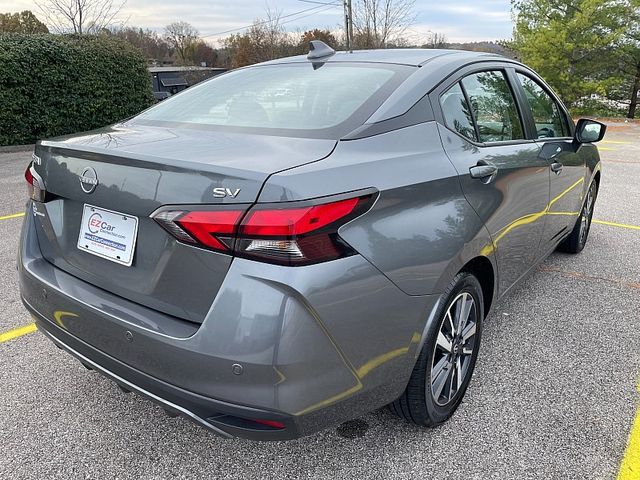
<box><xmin>1</xmin><ymin>125</ymin><xmax>639</xmax><ymax>480</ymax></box>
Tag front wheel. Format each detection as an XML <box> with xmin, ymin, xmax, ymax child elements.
<box><xmin>557</xmin><ymin>180</ymin><xmax>598</xmax><ymax>254</ymax></box>
<box><xmin>389</xmin><ymin>272</ymin><xmax>484</xmax><ymax>426</ymax></box>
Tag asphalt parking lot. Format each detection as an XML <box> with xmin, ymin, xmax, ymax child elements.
<box><xmin>1</xmin><ymin>124</ymin><xmax>639</xmax><ymax>480</ymax></box>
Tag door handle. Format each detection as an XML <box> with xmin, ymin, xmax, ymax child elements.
<box><xmin>469</xmin><ymin>162</ymin><xmax>498</xmax><ymax>182</ymax></box>
<box><xmin>550</xmin><ymin>161</ymin><xmax>563</xmax><ymax>174</ymax></box>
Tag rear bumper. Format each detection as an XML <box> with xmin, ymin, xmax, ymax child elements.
<box><xmin>19</xmin><ymin>204</ymin><xmax>439</xmax><ymax>440</ymax></box>
<box><xmin>30</xmin><ymin>311</ymin><xmax>297</xmax><ymax>440</ymax></box>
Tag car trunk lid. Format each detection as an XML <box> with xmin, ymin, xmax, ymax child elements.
<box><xmin>31</xmin><ymin>123</ymin><xmax>336</xmax><ymax>323</ymax></box>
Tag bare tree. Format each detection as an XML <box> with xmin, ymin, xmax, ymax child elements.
<box><xmin>246</xmin><ymin>7</ymin><xmax>292</xmax><ymax>61</ymax></box>
<box><xmin>222</xmin><ymin>9</ymin><xmax>297</xmax><ymax>68</ymax></box>
<box><xmin>352</xmin><ymin>0</ymin><xmax>416</xmax><ymax>49</ymax></box>
<box><xmin>164</xmin><ymin>21</ymin><xmax>199</xmax><ymax>65</ymax></box>
<box><xmin>35</xmin><ymin>0</ymin><xmax>126</xmax><ymax>34</ymax></box>
<box><xmin>110</xmin><ymin>26</ymin><xmax>171</xmax><ymax>64</ymax></box>
<box><xmin>424</xmin><ymin>31</ymin><xmax>448</xmax><ymax>49</ymax></box>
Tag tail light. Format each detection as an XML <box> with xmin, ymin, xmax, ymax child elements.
<box><xmin>25</xmin><ymin>162</ymin><xmax>46</xmax><ymax>202</ymax></box>
<box><xmin>153</xmin><ymin>209</ymin><xmax>245</xmax><ymax>253</ymax></box>
<box><xmin>151</xmin><ymin>192</ymin><xmax>376</xmax><ymax>266</ymax></box>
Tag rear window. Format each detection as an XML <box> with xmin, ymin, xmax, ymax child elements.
<box><xmin>133</xmin><ymin>63</ymin><xmax>413</xmax><ymax>139</ymax></box>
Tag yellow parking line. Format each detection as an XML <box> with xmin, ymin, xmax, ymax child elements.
<box><xmin>0</xmin><ymin>212</ymin><xmax>25</xmax><ymax>221</ymax></box>
<box><xmin>617</xmin><ymin>383</ymin><xmax>640</xmax><ymax>480</ymax></box>
<box><xmin>0</xmin><ymin>323</ymin><xmax>37</xmax><ymax>343</ymax></box>
<box><xmin>593</xmin><ymin>220</ymin><xmax>640</xmax><ymax>231</ymax></box>
<box><xmin>599</xmin><ymin>147</ymin><xmax>617</xmax><ymax>151</ymax></box>
<box><xmin>602</xmin><ymin>140</ymin><xmax>631</xmax><ymax>144</ymax></box>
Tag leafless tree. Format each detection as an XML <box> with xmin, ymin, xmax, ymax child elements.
<box><xmin>352</xmin><ymin>0</ymin><xmax>416</xmax><ymax>49</ymax></box>
<box><xmin>222</xmin><ymin>8</ymin><xmax>298</xmax><ymax>68</ymax></box>
<box><xmin>245</xmin><ymin>7</ymin><xmax>292</xmax><ymax>60</ymax></box>
<box><xmin>110</xmin><ymin>26</ymin><xmax>172</xmax><ymax>64</ymax></box>
<box><xmin>164</xmin><ymin>21</ymin><xmax>199</xmax><ymax>65</ymax></box>
<box><xmin>35</xmin><ymin>0</ymin><xmax>126</xmax><ymax>34</ymax></box>
<box><xmin>424</xmin><ymin>31</ymin><xmax>448</xmax><ymax>49</ymax></box>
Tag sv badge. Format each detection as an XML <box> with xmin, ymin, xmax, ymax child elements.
<box><xmin>213</xmin><ymin>187</ymin><xmax>241</xmax><ymax>198</ymax></box>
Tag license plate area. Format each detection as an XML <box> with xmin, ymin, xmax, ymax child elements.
<box><xmin>77</xmin><ymin>204</ymin><xmax>139</xmax><ymax>266</ymax></box>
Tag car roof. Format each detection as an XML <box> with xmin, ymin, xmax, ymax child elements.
<box><xmin>257</xmin><ymin>48</ymin><xmax>502</xmax><ymax>67</ymax></box>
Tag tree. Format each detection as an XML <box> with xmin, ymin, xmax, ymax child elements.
<box><xmin>164</xmin><ymin>21</ymin><xmax>199</xmax><ymax>65</ymax></box>
<box><xmin>509</xmin><ymin>0</ymin><xmax>632</xmax><ymax>108</ymax></box>
<box><xmin>109</xmin><ymin>26</ymin><xmax>171</xmax><ymax>64</ymax></box>
<box><xmin>192</xmin><ymin>40</ymin><xmax>217</xmax><ymax>67</ymax></box>
<box><xmin>299</xmin><ymin>29</ymin><xmax>338</xmax><ymax>50</ymax></box>
<box><xmin>621</xmin><ymin>25</ymin><xmax>640</xmax><ymax>118</ymax></box>
<box><xmin>0</xmin><ymin>11</ymin><xmax>49</xmax><ymax>33</ymax></box>
<box><xmin>352</xmin><ymin>0</ymin><xmax>416</xmax><ymax>49</ymax></box>
<box><xmin>35</xmin><ymin>0</ymin><xmax>125</xmax><ymax>34</ymax></box>
<box><xmin>423</xmin><ymin>31</ymin><xmax>448</xmax><ymax>49</ymax></box>
<box><xmin>602</xmin><ymin>6</ymin><xmax>640</xmax><ymax>118</ymax></box>
<box><xmin>222</xmin><ymin>11</ymin><xmax>296</xmax><ymax>68</ymax></box>
<box><xmin>224</xmin><ymin>33</ymin><xmax>253</xmax><ymax>68</ymax></box>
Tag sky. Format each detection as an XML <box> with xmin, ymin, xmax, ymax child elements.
<box><xmin>2</xmin><ymin>0</ymin><xmax>514</xmax><ymax>44</ymax></box>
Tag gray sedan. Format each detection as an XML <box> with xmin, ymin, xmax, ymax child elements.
<box><xmin>19</xmin><ymin>42</ymin><xmax>605</xmax><ymax>440</ymax></box>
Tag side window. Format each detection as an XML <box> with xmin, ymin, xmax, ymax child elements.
<box><xmin>517</xmin><ymin>73</ymin><xmax>569</xmax><ymax>138</ymax></box>
<box><xmin>461</xmin><ymin>71</ymin><xmax>525</xmax><ymax>143</ymax></box>
<box><xmin>440</xmin><ymin>83</ymin><xmax>477</xmax><ymax>142</ymax></box>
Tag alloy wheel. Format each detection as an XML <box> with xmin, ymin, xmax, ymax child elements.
<box><xmin>579</xmin><ymin>182</ymin><xmax>596</xmax><ymax>246</ymax></box>
<box><xmin>430</xmin><ymin>292</ymin><xmax>479</xmax><ymax>406</ymax></box>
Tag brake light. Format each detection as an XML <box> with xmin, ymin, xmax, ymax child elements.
<box><xmin>153</xmin><ymin>209</ymin><xmax>245</xmax><ymax>253</ymax></box>
<box><xmin>240</xmin><ymin>198</ymin><xmax>359</xmax><ymax>237</ymax></box>
<box><xmin>236</xmin><ymin>196</ymin><xmax>369</xmax><ymax>265</ymax></box>
<box><xmin>25</xmin><ymin>162</ymin><xmax>45</xmax><ymax>202</ymax></box>
<box><xmin>151</xmin><ymin>193</ymin><xmax>375</xmax><ymax>265</ymax></box>
<box><xmin>25</xmin><ymin>165</ymin><xmax>33</xmax><ymax>186</ymax></box>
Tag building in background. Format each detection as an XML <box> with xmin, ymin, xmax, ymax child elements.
<box><xmin>149</xmin><ymin>66</ymin><xmax>228</xmax><ymax>101</ymax></box>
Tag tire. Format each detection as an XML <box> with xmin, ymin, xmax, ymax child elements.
<box><xmin>390</xmin><ymin>272</ymin><xmax>484</xmax><ymax>427</ymax></box>
<box><xmin>557</xmin><ymin>180</ymin><xmax>598</xmax><ymax>254</ymax></box>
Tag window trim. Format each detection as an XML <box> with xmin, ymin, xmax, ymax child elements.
<box><xmin>434</xmin><ymin>64</ymin><xmax>535</xmax><ymax>147</ymax></box>
<box><xmin>459</xmin><ymin>81</ymin><xmax>481</xmax><ymax>142</ymax></box>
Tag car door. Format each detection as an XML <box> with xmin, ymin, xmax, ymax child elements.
<box><xmin>513</xmin><ymin>71</ymin><xmax>586</xmax><ymax>251</ymax></box>
<box><xmin>433</xmin><ymin>66</ymin><xmax>550</xmax><ymax>295</ymax></box>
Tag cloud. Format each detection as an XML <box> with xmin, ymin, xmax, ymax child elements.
<box><xmin>5</xmin><ymin>0</ymin><xmax>513</xmax><ymax>43</ymax></box>
<box><xmin>420</xmin><ymin>4</ymin><xmax>511</xmax><ymax>21</ymax></box>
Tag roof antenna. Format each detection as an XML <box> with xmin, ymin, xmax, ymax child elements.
<box><xmin>307</xmin><ymin>40</ymin><xmax>336</xmax><ymax>60</ymax></box>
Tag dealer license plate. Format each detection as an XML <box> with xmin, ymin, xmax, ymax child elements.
<box><xmin>77</xmin><ymin>204</ymin><xmax>138</xmax><ymax>266</ymax></box>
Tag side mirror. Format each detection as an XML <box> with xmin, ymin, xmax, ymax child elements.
<box><xmin>575</xmin><ymin>118</ymin><xmax>606</xmax><ymax>144</ymax></box>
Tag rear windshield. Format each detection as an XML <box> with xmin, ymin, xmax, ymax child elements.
<box><xmin>133</xmin><ymin>63</ymin><xmax>414</xmax><ymax>139</ymax></box>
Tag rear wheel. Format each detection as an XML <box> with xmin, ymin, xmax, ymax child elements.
<box><xmin>390</xmin><ymin>272</ymin><xmax>483</xmax><ymax>426</ymax></box>
<box><xmin>557</xmin><ymin>180</ymin><xmax>598</xmax><ymax>254</ymax></box>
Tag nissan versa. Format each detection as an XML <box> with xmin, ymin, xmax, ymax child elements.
<box><xmin>19</xmin><ymin>43</ymin><xmax>605</xmax><ymax>440</ymax></box>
